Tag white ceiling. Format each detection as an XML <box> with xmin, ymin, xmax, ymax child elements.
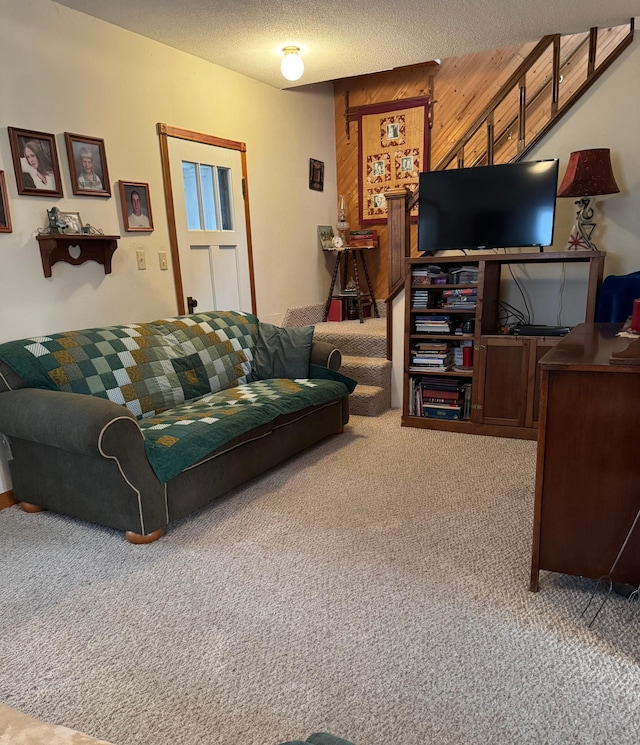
<box><xmin>52</xmin><ymin>0</ymin><xmax>638</xmax><ymax>90</ymax></box>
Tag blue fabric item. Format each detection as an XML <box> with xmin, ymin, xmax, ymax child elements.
<box><xmin>595</xmin><ymin>271</ymin><xmax>640</xmax><ymax>323</ymax></box>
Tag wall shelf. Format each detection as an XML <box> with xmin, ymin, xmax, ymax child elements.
<box><xmin>36</xmin><ymin>234</ymin><xmax>120</xmax><ymax>278</ymax></box>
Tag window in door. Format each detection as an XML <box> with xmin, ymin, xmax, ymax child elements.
<box><xmin>181</xmin><ymin>161</ymin><xmax>233</xmax><ymax>232</ymax></box>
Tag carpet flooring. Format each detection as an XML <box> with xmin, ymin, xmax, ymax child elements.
<box><xmin>1</xmin><ymin>411</ymin><xmax>638</xmax><ymax>744</ymax></box>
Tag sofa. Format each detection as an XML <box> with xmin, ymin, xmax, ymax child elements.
<box><xmin>0</xmin><ymin>310</ymin><xmax>354</xmax><ymax>543</ymax></box>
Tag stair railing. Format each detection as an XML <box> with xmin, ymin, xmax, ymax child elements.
<box><xmin>434</xmin><ymin>20</ymin><xmax>633</xmax><ymax>171</ymax></box>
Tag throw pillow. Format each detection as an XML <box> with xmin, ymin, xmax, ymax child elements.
<box><xmin>250</xmin><ymin>323</ymin><xmax>314</xmax><ymax>380</ymax></box>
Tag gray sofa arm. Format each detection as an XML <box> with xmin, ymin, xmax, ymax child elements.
<box><xmin>0</xmin><ymin>388</ymin><xmax>144</xmax><ymax>458</ymax></box>
<box><xmin>310</xmin><ymin>341</ymin><xmax>341</xmax><ymax>371</ymax></box>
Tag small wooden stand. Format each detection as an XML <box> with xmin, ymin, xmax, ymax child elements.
<box><xmin>323</xmin><ymin>246</ymin><xmax>380</xmax><ymax>323</ymax></box>
<box><xmin>36</xmin><ymin>233</ymin><xmax>120</xmax><ymax>277</ymax></box>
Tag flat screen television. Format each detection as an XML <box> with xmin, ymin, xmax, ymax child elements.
<box><xmin>418</xmin><ymin>159</ymin><xmax>559</xmax><ymax>253</ymax></box>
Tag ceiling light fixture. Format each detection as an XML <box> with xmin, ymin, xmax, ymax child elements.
<box><xmin>281</xmin><ymin>46</ymin><xmax>304</xmax><ymax>82</ymax></box>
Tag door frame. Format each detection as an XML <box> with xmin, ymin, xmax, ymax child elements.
<box><xmin>157</xmin><ymin>122</ymin><xmax>257</xmax><ymax>315</ymax></box>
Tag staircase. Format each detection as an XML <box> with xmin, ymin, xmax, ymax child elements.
<box><xmin>386</xmin><ymin>20</ymin><xmax>635</xmax><ymax>296</ymax></box>
<box><xmin>282</xmin><ymin>303</ymin><xmax>391</xmax><ymax>416</ymax></box>
<box><xmin>434</xmin><ymin>21</ymin><xmax>634</xmax><ymax>171</ymax></box>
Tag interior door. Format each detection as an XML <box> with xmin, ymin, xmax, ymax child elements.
<box><xmin>158</xmin><ymin>124</ymin><xmax>255</xmax><ymax>315</ymax></box>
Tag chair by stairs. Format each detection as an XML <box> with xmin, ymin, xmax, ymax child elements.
<box><xmin>282</xmin><ymin>303</ymin><xmax>391</xmax><ymax>416</ymax></box>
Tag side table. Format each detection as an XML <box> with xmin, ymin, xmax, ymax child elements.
<box><xmin>323</xmin><ymin>246</ymin><xmax>379</xmax><ymax>323</ymax></box>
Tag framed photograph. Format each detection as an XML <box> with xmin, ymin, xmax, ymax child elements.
<box><xmin>317</xmin><ymin>224</ymin><xmax>334</xmax><ymax>250</ymax></box>
<box><xmin>309</xmin><ymin>158</ymin><xmax>324</xmax><ymax>191</ymax></box>
<box><xmin>58</xmin><ymin>211</ymin><xmax>83</xmax><ymax>234</ymax></box>
<box><xmin>0</xmin><ymin>171</ymin><xmax>12</xmax><ymax>233</ymax></box>
<box><xmin>65</xmin><ymin>132</ymin><xmax>111</xmax><ymax>197</ymax></box>
<box><xmin>119</xmin><ymin>181</ymin><xmax>153</xmax><ymax>232</ymax></box>
<box><xmin>8</xmin><ymin>127</ymin><xmax>63</xmax><ymax>197</ymax></box>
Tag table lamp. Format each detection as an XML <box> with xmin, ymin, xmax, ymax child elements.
<box><xmin>557</xmin><ymin>148</ymin><xmax>619</xmax><ymax>250</ymax></box>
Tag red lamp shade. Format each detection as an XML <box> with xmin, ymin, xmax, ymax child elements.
<box><xmin>557</xmin><ymin>148</ymin><xmax>620</xmax><ymax>198</ymax></box>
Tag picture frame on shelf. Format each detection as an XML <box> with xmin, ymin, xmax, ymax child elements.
<box><xmin>8</xmin><ymin>127</ymin><xmax>63</xmax><ymax>198</ymax></box>
<box><xmin>0</xmin><ymin>171</ymin><xmax>12</xmax><ymax>232</ymax></box>
<box><xmin>119</xmin><ymin>181</ymin><xmax>153</xmax><ymax>232</ymax></box>
<box><xmin>58</xmin><ymin>211</ymin><xmax>83</xmax><ymax>234</ymax></box>
<box><xmin>65</xmin><ymin>132</ymin><xmax>111</xmax><ymax>197</ymax></box>
<box><xmin>317</xmin><ymin>224</ymin><xmax>334</xmax><ymax>250</ymax></box>
<box><xmin>309</xmin><ymin>158</ymin><xmax>324</xmax><ymax>191</ymax></box>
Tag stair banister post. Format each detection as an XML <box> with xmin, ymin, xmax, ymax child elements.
<box><xmin>385</xmin><ymin>186</ymin><xmax>413</xmax><ymax>297</ymax></box>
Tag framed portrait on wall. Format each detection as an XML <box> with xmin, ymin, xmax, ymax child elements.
<box><xmin>119</xmin><ymin>181</ymin><xmax>153</xmax><ymax>232</ymax></box>
<box><xmin>8</xmin><ymin>127</ymin><xmax>63</xmax><ymax>197</ymax></box>
<box><xmin>65</xmin><ymin>132</ymin><xmax>111</xmax><ymax>197</ymax></box>
<box><xmin>0</xmin><ymin>171</ymin><xmax>12</xmax><ymax>232</ymax></box>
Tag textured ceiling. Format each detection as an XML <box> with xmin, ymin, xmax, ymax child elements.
<box><xmin>52</xmin><ymin>0</ymin><xmax>638</xmax><ymax>89</ymax></box>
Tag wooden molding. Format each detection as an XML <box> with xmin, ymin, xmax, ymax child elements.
<box><xmin>0</xmin><ymin>490</ymin><xmax>16</xmax><ymax>510</ymax></box>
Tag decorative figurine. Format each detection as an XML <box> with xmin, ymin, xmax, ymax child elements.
<box><xmin>46</xmin><ymin>207</ymin><xmax>67</xmax><ymax>234</ymax></box>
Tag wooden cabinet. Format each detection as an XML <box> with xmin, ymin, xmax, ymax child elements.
<box><xmin>475</xmin><ymin>335</ymin><xmax>559</xmax><ymax>433</ymax></box>
<box><xmin>530</xmin><ymin>323</ymin><xmax>640</xmax><ymax>590</ymax></box>
<box><xmin>402</xmin><ymin>250</ymin><xmax>605</xmax><ymax>439</ymax></box>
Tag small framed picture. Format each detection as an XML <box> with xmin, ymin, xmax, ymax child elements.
<box><xmin>317</xmin><ymin>224</ymin><xmax>335</xmax><ymax>250</ymax></box>
<box><xmin>65</xmin><ymin>133</ymin><xmax>111</xmax><ymax>197</ymax></box>
<box><xmin>119</xmin><ymin>181</ymin><xmax>153</xmax><ymax>232</ymax></box>
<box><xmin>0</xmin><ymin>171</ymin><xmax>12</xmax><ymax>233</ymax></box>
<box><xmin>58</xmin><ymin>211</ymin><xmax>83</xmax><ymax>234</ymax></box>
<box><xmin>8</xmin><ymin>127</ymin><xmax>63</xmax><ymax>197</ymax></box>
<box><xmin>309</xmin><ymin>158</ymin><xmax>324</xmax><ymax>191</ymax></box>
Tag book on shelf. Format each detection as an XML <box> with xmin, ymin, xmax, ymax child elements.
<box><xmin>413</xmin><ymin>341</ymin><xmax>449</xmax><ymax>352</ymax></box>
<box><xmin>410</xmin><ymin>366</ymin><xmax>451</xmax><ymax>373</ymax></box>
<box><xmin>412</xmin><ymin>266</ymin><xmax>448</xmax><ymax>285</ymax></box>
<box><xmin>442</xmin><ymin>288</ymin><xmax>477</xmax><ymax>297</ymax></box>
<box><xmin>463</xmin><ymin>382</ymin><xmax>472</xmax><ymax>420</ymax></box>
<box><xmin>422</xmin><ymin>403</ymin><xmax>462</xmax><ymax>420</ymax></box>
<box><xmin>420</xmin><ymin>386</ymin><xmax>461</xmax><ymax>401</ymax></box>
<box><xmin>350</xmin><ymin>229</ymin><xmax>377</xmax><ymax>238</ymax></box>
<box><xmin>413</xmin><ymin>375</ymin><xmax>465</xmax><ymax>392</ymax></box>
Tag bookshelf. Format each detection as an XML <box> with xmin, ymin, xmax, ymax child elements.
<box><xmin>402</xmin><ymin>250</ymin><xmax>605</xmax><ymax>439</ymax></box>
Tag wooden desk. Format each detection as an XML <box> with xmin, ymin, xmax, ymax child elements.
<box><xmin>530</xmin><ymin>323</ymin><xmax>640</xmax><ymax>591</ymax></box>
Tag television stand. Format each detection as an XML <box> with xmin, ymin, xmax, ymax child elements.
<box><xmin>402</xmin><ymin>249</ymin><xmax>605</xmax><ymax>439</ymax></box>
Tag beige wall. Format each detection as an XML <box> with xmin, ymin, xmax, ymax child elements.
<box><xmin>501</xmin><ymin>26</ymin><xmax>640</xmax><ymax>325</ymax></box>
<box><xmin>0</xmin><ymin>0</ymin><xmax>338</xmax><ymax>491</ymax></box>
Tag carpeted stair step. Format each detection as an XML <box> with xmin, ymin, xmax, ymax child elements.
<box><xmin>340</xmin><ymin>355</ymin><xmax>391</xmax><ymax>389</ymax></box>
<box><xmin>349</xmin><ymin>384</ymin><xmax>391</xmax><ymax>416</ymax></box>
<box><xmin>312</xmin><ymin>319</ymin><xmax>387</xmax><ymax>358</ymax></box>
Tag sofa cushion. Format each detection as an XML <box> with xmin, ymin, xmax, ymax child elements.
<box><xmin>250</xmin><ymin>323</ymin><xmax>314</xmax><ymax>380</ymax></box>
<box><xmin>140</xmin><ymin>377</ymin><xmax>350</xmax><ymax>482</ymax></box>
<box><xmin>0</xmin><ymin>311</ymin><xmax>258</xmax><ymax>419</ymax></box>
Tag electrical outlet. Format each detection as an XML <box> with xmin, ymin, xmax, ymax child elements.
<box><xmin>136</xmin><ymin>249</ymin><xmax>146</xmax><ymax>270</ymax></box>
<box><xmin>159</xmin><ymin>251</ymin><xmax>168</xmax><ymax>270</ymax></box>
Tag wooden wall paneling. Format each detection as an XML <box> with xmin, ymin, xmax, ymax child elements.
<box><xmin>332</xmin><ymin>24</ymin><xmax>630</xmax><ymax>299</ymax></box>
<box><xmin>334</xmin><ymin>46</ymin><xmax>537</xmax><ymax>298</ymax></box>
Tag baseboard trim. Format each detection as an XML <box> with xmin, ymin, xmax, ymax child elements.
<box><xmin>0</xmin><ymin>490</ymin><xmax>17</xmax><ymax>510</ymax></box>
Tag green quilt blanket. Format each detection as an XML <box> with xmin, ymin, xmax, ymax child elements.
<box><xmin>0</xmin><ymin>311</ymin><xmax>353</xmax><ymax>483</ymax></box>
<box><xmin>0</xmin><ymin>311</ymin><xmax>259</xmax><ymax>418</ymax></box>
<box><xmin>141</xmin><ymin>377</ymin><xmax>349</xmax><ymax>482</ymax></box>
